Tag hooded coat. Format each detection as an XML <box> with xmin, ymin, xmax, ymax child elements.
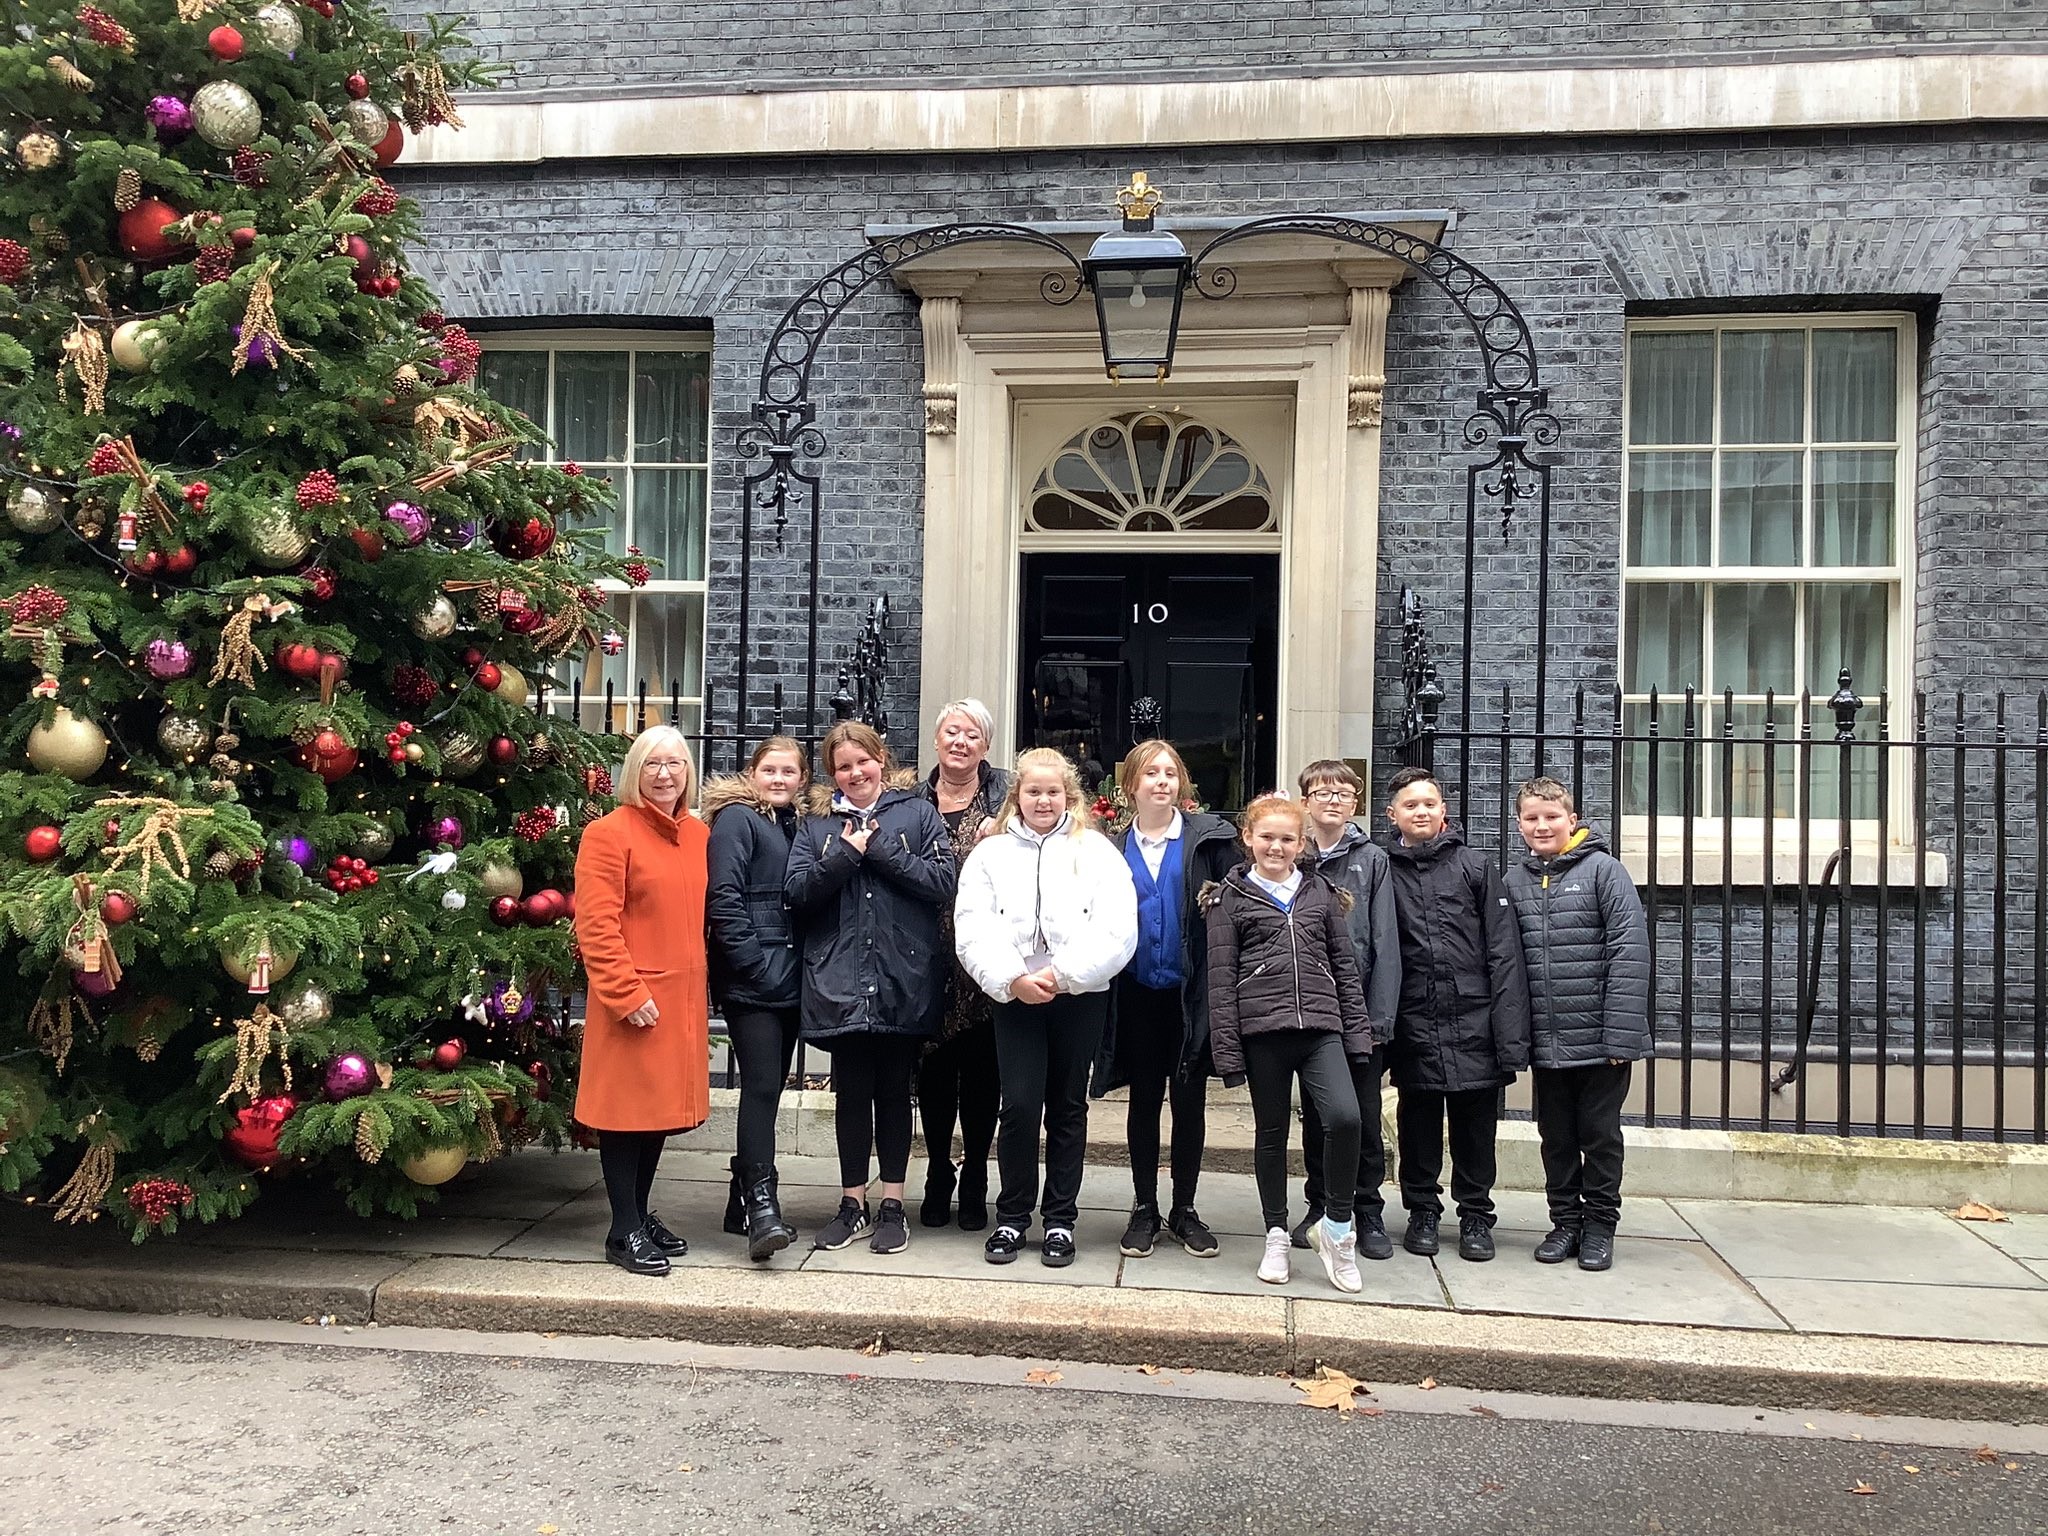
<box><xmin>784</xmin><ymin>773</ymin><xmax>957</xmax><ymax>1043</ymax></box>
<box><xmin>702</xmin><ymin>774</ymin><xmax>803</xmax><ymax>1012</ymax></box>
<box><xmin>1090</xmin><ymin>810</ymin><xmax>1243</xmax><ymax>1095</ymax></box>
<box><xmin>953</xmin><ymin>814</ymin><xmax>1138</xmax><ymax>1002</ymax></box>
<box><xmin>1201</xmin><ymin>861</ymin><xmax>1377</xmax><ymax>1084</ymax></box>
<box><xmin>1501</xmin><ymin>826</ymin><xmax>1653</xmax><ymax>1069</ymax></box>
<box><xmin>1385</xmin><ymin>824</ymin><xmax>1533</xmax><ymax>1093</ymax></box>
<box><xmin>1307</xmin><ymin>820</ymin><xmax>1402</xmax><ymax>1037</ymax></box>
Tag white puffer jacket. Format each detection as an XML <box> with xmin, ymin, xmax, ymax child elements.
<box><xmin>954</xmin><ymin>816</ymin><xmax>1139</xmax><ymax>1001</ymax></box>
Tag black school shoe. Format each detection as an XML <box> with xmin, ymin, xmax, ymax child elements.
<box><xmin>1458</xmin><ymin>1216</ymin><xmax>1496</xmax><ymax>1262</ymax></box>
<box><xmin>1041</xmin><ymin>1228</ymin><xmax>1076</xmax><ymax>1268</ymax></box>
<box><xmin>1579</xmin><ymin>1224</ymin><xmax>1616</xmax><ymax>1272</ymax></box>
<box><xmin>1289</xmin><ymin>1204</ymin><xmax>1325</xmax><ymax>1251</ymax></box>
<box><xmin>1119</xmin><ymin>1203</ymin><xmax>1161</xmax><ymax>1257</ymax></box>
<box><xmin>985</xmin><ymin>1224</ymin><xmax>1026</xmax><ymax>1265</ymax></box>
<box><xmin>1168</xmin><ymin>1205</ymin><xmax>1219</xmax><ymax>1258</ymax></box>
<box><xmin>1403</xmin><ymin>1210</ymin><xmax>1441</xmax><ymax>1257</ymax></box>
<box><xmin>604</xmin><ymin>1229</ymin><xmax>671</xmax><ymax>1277</ymax></box>
<box><xmin>642</xmin><ymin>1211</ymin><xmax>689</xmax><ymax>1257</ymax></box>
<box><xmin>1358</xmin><ymin>1210</ymin><xmax>1395</xmax><ymax>1261</ymax></box>
<box><xmin>1534</xmin><ymin>1226</ymin><xmax>1581</xmax><ymax>1264</ymax></box>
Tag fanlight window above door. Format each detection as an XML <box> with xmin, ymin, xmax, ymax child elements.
<box><xmin>1027</xmin><ymin>410</ymin><xmax>1277</xmax><ymax>535</ymax></box>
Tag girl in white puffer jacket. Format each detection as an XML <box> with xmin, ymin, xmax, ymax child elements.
<box><xmin>954</xmin><ymin>748</ymin><xmax>1138</xmax><ymax>1268</ymax></box>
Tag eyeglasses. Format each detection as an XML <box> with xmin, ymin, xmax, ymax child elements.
<box><xmin>1306</xmin><ymin>788</ymin><xmax>1358</xmax><ymax>804</ymax></box>
<box><xmin>642</xmin><ymin>759</ymin><xmax>689</xmax><ymax>776</ymax></box>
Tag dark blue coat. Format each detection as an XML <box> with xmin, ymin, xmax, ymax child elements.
<box><xmin>1501</xmin><ymin>827</ymin><xmax>1653</xmax><ymax>1069</ymax></box>
<box><xmin>702</xmin><ymin>775</ymin><xmax>802</xmax><ymax>1012</ymax></box>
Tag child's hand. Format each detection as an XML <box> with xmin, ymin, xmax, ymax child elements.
<box><xmin>1010</xmin><ymin>971</ymin><xmax>1057</xmax><ymax>1004</ymax></box>
<box><xmin>841</xmin><ymin>819</ymin><xmax>872</xmax><ymax>856</ymax></box>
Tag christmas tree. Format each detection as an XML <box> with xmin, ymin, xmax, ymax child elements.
<box><xmin>0</xmin><ymin>1</ymin><xmax>636</xmax><ymax>1238</ymax></box>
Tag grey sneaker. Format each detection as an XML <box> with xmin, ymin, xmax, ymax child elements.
<box><xmin>1119</xmin><ymin>1203</ymin><xmax>1161</xmax><ymax>1257</ymax></box>
<box><xmin>869</xmin><ymin>1197</ymin><xmax>910</xmax><ymax>1255</ymax></box>
<box><xmin>813</xmin><ymin>1197</ymin><xmax>871</xmax><ymax>1251</ymax></box>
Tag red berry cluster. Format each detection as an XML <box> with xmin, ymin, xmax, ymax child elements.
<box><xmin>193</xmin><ymin>245</ymin><xmax>233</xmax><ymax>286</ymax></box>
<box><xmin>585</xmin><ymin>767</ymin><xmax>615</xmax><ymax>797</ymax></box>
<box><xmin>623</xmin><ymin>560</ymin><xmax>652</xmax><ymax>587</ymax></box>
<box><xmin>184</xmin><ymin>480</ymin><xmax>210</xmax><ymax>510</ymax></box>
<box><xmin>126</xmin><ymin>1177</ymin><xmax>193</xmax><ymax>1226</ymax></box>
<box><xmin>325</xmin><ymin>854</ymin><xmax>381</xmax><ymax>893</ymax></box>
<box><xmin>353</xmin><ymin>179</ymin><xmax>400</xmax><ymax>217</ymax></box>
<box><xmin>295</xmin><ymin>469</ymin><xmax>341</xmax><ymax>510</ymax></box>
<box><xmin>438</xmin><ymin>324</ymin><xmax>483</xmax><ymax>384</ymax></box>
<box><xmin>579</xmin><ymin>584</ymin><xmax>608</xmax><ymax>611</ymax></box>
<box><xmin>383</xmin><ymin>719</ymin><xmax>417</xmax><ymax>764</ymax></box>
<box><xmin>231</xmin><ymin>147</ymin><xmax>270</xmax><ymax>188</ymax></box>
<box><xmin>417</xmin><ymin>310</ymin><xmax>447</xmax><ymax>332</ymax></box>
<box><xmin>561</xmin><ymin>461</ymin><xmax>584</xmax><ymax>478</ymax></box>
<box><xmin>83</xmin><ymin>441</ymin><xmax>125</xmax><ymax>477</ymax></box>
<box><xmin>358</xmin><ymin>270</ymin><xmax>402</xmax><ymax>299</ymax></box>
<box><xmin>0</xmin><ymin>238</ymin><xmax>29</xmax><ymax>286</ymax></box>
<box><xmin>390</xmin><ymin>664</ymin><xmax>439</xmax><ymax>708</ymax></box>
<box><xmin>5</xmin><ymin>583</ymin><xmax>70</xmax><ymax>626</ymax></box>
<box><xmin>513</xmin><ymin>806</ymin><xmax>558</xmax><ymax>843</ymax></box>
<box><xmin>77</xmin><ymin>5</ymin><xmax>134</xmax><ymax>50</ymax></box>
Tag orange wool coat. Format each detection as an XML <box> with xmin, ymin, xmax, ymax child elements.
<box><xmin>572</xmin><ymin>802</ymin><xmax>711</xmax><ymax>1133</ymax></box>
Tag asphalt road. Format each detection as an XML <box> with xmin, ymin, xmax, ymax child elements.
<box><xmin>2</xmin><ymin>1314</ymin><xmax>2040</xmax><ymax>1536</ymax></box>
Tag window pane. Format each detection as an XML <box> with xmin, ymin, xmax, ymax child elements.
<box><xmin>1622</xmin><ymin>701</ymin><xmax>1694</xmax><ymax>818</ymax></box>
<box><xmin>555</xmin><ymin>351</ymin><xmax>630</xmax><ymax>463</ymax></box>
<box><xmin>1813</xmin><ymin>449</ymin><xmax>1895</xmax><ymax>566</ymax></box>
<box><xmin>1718</xmin><ymin>450</ymin><xmax>1800</xmax><ymax>565</ymax></box>
<box><xmin>1813</xmin><ymin>329</ymin><xmax>1897</xmax><ymax>442</ymax></box>
<box><xmin>1805</xmin><ymin>581</ymin><xmax>1888</xmax><ymax>697</ymax></box>
<box><xmin>631</xmin><ymin>592</ymin><xmax>705</xmax><ymax>703</ymax></box>
<box><xmin>634</xmin><ymin>351</ymin><xmax>710</xmax><ymax>464</ymax></box>
<box><xmin>1720</xmin><ymin>329</ymin><xmax>1803</xmax><ymax>444</ymax></box>
<box><xmin>1628</xmin><ymin>332</ymin><xmax>1713</xmax><ymax>445</ymax></box>
<box><xmin>481</xmin><ymin>352</ymin><xmax>548</xmax><ymax>459</ymax></box>
<box><xmin>1624</xmin><ymin>582</ymin><xmax>1703</xmax><ymax>693</ymax></box>
<box><xmin>1715</xmin><ymin>700</ymin><xmax>1800</xmax><ymax>818</ymax></box>
<box><xmin>1805</xmin><ymin>702</ymin><xmax>1883</xmax><ymax>819</ymax></box>
<box><xmin>633</xmin><ymin>469</ymin><xmax>707</xmax><ymax>583</ymax></box>
<box><xmin>1713</xmin><ymin>583</ymin><xmax>1797</xmax><ymax>693</ymax></box>
<box><xmin>1627</xmin><ymin>451</ymin><xmax>1711</xmax><ymax>565</ymax></box>
<box><xmin>576</xmin><ymin>466</ymin><xmax>627</xmax><ymax>558</ymax></box>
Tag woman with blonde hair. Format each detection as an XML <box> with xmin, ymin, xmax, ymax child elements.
<box><xmin>785</xmin><ymin>720</ymin><xmax>956</xmax><ymax>1257</ymax></box>
<box><xmin>573</xmin><ymin>725</ymin><xmax>711</xmax><ymax>1277</ymax></box>
<box><xmin>955</xmin><ymin>749</ymin><xmax>1136</xmax><ymax>1266</ymax></box>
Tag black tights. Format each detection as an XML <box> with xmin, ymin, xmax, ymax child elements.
<box><xmin>832</xmin><ymin>1032</ymin><xmax>920</xmax><ymax>1188</ymax></box>
<box><xmin>598</xmin><ymin>1130</ymin><xmax>667</xmax><ymax>1243</ymax></box>
<box><xmin>727</xmin><ymin>1006</ymin><xmax>801</xmax><ymax>1169</ymax></box>
<box><xmin>917</xmin><ymin>1021</ymin><xmax>999</xmax><ymax>1189</ymax></box>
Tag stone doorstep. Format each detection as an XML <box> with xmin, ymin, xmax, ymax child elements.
<box><xmin>712</xmin><ymin>1088</ymin><xmax>2048</xmax><ymax>1211</ymax></box>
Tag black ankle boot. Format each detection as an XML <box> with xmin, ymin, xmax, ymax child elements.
<box><xmin>955</xmin><ymin>1163</ymin><xmax>988</xmax><ymax>1232</ymax></box>
<box><xmin>722</xmin><ymin>1156</ymin><xmax>745</xmax><ymax>1236</ymax></box>
<box><xmin>919</xmin><ymin>1159</ymin><xmax>956</xmax><ymax>1228</ymax></box>
<box><xmin>742</xmin><ymin>1162</ymin><xmax>795</xmax><ymax>1263</ymax></box>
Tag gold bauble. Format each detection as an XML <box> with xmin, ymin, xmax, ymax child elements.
<box><xmin>6</xmin><ymin>482</ymin><xmax>64</xmax><ymax>534</ymax></box>
<box><xmin>251</xmin><ymin>2</ymin><xmax>303</xmax><ymax>53</ymax></box>
<box><xmin>219</xmin><ymin>935</ymin><xmax>299</xmax><ymax>986</ymax></box>
<box><xmin>246</xmin><ymin>508</ymin><xmax>312</xmax><ymax>568</ymax></box>
<box><xmin>26</xmin><ymin>706</ymin><xmax>108</xmax><ymax>780</ymax></box>
<box><xmin>438</xmin><ymin>729</ymin><xmax>484</xmax><ymax>778</ymax></box>
<box><xmin>409</xmin><ymin>595</ymin><xmax>457</xmax><ymax>640</ymax></box>
<box><xmin>352</xmin><ymin>818</ymin><xmax>396</xmax><ymax>859</ymax></box>
<box><xmin>399</xmin><ymin>1142</ymin><xmax>468</xmax><ymax>1186</ymax></box>
<box><xmin>16</xmin><ymin>131</ymin><xmax>61</xmax><ymax>172</ymax></box>
<box><xmin>476</xmin><ymin>860</ymin><xmax>523</xmax><ymax>901</ymax></box>
<box><xmin>110</xmin><ymin>318</ymin><xmax>167</xmax><ymax>373</ymax></box>
<box><xmin>492</xmin><ymin>664</ymin><xmax>529</xmax><ymax>709</ymax></box>
<box><xmin>276</xmin><ymin>982</ymin><xmax>334</xmax><ymax>1029</ymax></box>
<box><xmin>156</xmin><ymin>712</ymin><xmax>212</xmax><ymax>759</ymax></box>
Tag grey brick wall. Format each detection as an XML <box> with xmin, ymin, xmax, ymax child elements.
<box><xmin>398</xmin><ymin>2</ymin><xmax>2048</xmax><ymax>94</ymax></box>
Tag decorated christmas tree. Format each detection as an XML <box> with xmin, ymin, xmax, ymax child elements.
<box><xmin>0</xmin><ymin>1</ymin><xmax>636</xmax><ymax>1237</ymax></box>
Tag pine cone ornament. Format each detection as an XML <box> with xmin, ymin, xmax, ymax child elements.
<box><xmin>205</xmin><ymin>850</ymin><xmax>237</xmax><ymax>879</ymax></box>
<box><xmin>113</xmin><ymin>167</ymin><xmax>142</xmax><ymax>212</ymax></box>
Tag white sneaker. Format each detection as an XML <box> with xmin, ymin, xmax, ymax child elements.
<box><xmin>1257</xmin><ymin>1226</ymin><xmax>1291</xmax><ymax>1285</ymax></box>
<box><xmin>1312</xmin><ymin>1219</ymin><xmax>1363</xmax><ymax>1294</ymax></box>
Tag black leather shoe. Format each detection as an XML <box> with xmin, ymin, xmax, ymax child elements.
<box><xmin>1403</xmin><ymin>1210</ymin><xmax>1441</xmax><ymax>1257</ymax></box>
<box><xmin>1358</xmin><ymin>1211</ymin><xmax>1395</xmax><ymax>1261</ymax></box>
<box><xmin>741</xmin><ymin>1164</ymin><xmax>795</xmax><ymax>1264</ymax></box>
<box><xmin>605</xmin><ymin>1229</ymin><xmax>671</xmax><ymax>1276</ymax></box>
<box><xmin>1579</xmin><ymin>1224</ymin><xmax>1616</xmax><ymax>1272</ymax></box>
<box><xmin>920</xmin><ymin>1160</ymin><xmax>956</xmax><ymax>1228</ymax></box>
<box><xmin>955</xmin><ymin>1165</ymin><xmax>989</xmax><ymax>1232</ymax></box>
<box><xmin>1534</xmin><ymin>1226</ymin><xmax>1580</xmax><ymax>1264</ymax></box>
<box><xmin>642</xmin><ymin>1211</ymin><xmax>689</xmax><ymax>1257</ymax></box>
<box><xmin>984</xmin><ymin>1224</ymin><xmax>1025</xmax><ymax>1265</ymax></box>
<box><xmin>1458</xmin><ymin>1216</ymin><xmax>1496</xmax><ymax>1263</ymax></box>
<box><xmin>1041</xmin><ymin>1228</ymin><xmax>1076</xmax><ymax>1268</ymax></box>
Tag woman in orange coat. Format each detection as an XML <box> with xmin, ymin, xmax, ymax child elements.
<box><xmin>573</xmin><ymin>724</ymin><xmax>711</xmax><ymax>1276</ymax></box>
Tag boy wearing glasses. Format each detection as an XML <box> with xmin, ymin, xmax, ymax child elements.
<box><xmin>1288</xmin><ymin>760</ymin><xmax>1402</xmax><ymax>1260</ymax></box>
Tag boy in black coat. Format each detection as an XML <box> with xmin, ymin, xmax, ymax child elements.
<box><xmin>1383</xmin><ymin>766</ymin><xmax>1532</xmax><ymax>1263</ymax></box>
<box><xmin>1502</xmin><ymin>776</ymin><xmax>1651</xmax><ymax>1273</ymax></box>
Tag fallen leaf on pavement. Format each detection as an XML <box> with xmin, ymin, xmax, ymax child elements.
<box><xmin>858</xmin><ymin>1332</ymin><xmax>889</xmax><ymax>1358</ymax></box>
<box><xmin>1024</xmin><ymin>1368</ymin><xmax>1063</xmax><ymax>1386</ymax></box>
<box><xmin>538</xmin><ymin>1526</ymin><xmax>559</xmax><ymax>1534</ymax></box>
<box><xmin>1470</xmin><ymin>1404</ymin><xmax>1501</xmax><ymax>1419</ymax></box>
<box><xmin>1954</xmin><ymin>1201</ymin><xmax>2010</xmax><ymax>1222</ymax></box>
<box><xmin>1904</xmin><ymin>1466</ymin><xmax>1921</xmax><ymax>1475</ymax></box>
<box><xmin>1849</xmin><ymin>1482</ymin><xmax>1876</xmax><ymax>1496</ymax></box>
<box><xmin>676</xmin><ymin>1464</ymin><xmax>694</xmax><ymax>1474</ymax></box>
<box><xmin>2008</xmin><ymin>1463</ymin><xmax>2023</xmax><ymax>1472</ymax></box>
<box><xmin>1975</xmin><ymin>1446</ymin><xmax>2001</xmax><ymax>1463</ymax></box>
<box><xmin>1419</xmin><ymin>1376</ymin><xmax>1439</xmax><ymax>1390</ymax></box>
<box><xmin>1293</xmin><ymin>1366</ymin><xmax>1372</xmax><ymax>1414</ymax></box>
<box><xmin>1136</xmin><ymin>1364</ymin><xmax>1161</xmax><ymax>1376</ymax></box>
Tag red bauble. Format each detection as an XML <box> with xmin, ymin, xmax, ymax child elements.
<box><xmin>488</xmin><ymin>895</ymin><xmax>522</xmax><ymax>927</ymax></box>
<box><xmin>432</xmin><ymin>1039</ymin><xmax>464</xmax><ymax>1070</ymax></box>
<box><xmin>347</xmin><ymin>527</ymin><xmax>385</xmax><ymax>563</ymax></box>
<box><xmin>301</xmin><ymin>565</ymin><xmax>337</xmax><ymax>602</ymax></box>
<box><xmin>222</xmin><ymin>1094</ymin><xmax>297</xmax><ymax>1169</ymax></box>
<box><xmin>298</xmin><ymin>732</ymin><xmax>358</xmax><ymax>784</ymax></box>
<box><xmin>125</xmin><ymin>549</ymin><xmax>167</xmax><ymax>578</ymax></box>
<box><xmin>117</xmin><ymin>200</ymin><xmax>187</xmax><ymax>264</ymax></box>
<box><xmin>520</xmin><ymin>890</ymin><xmax>562</xmax><ymax>926</ymax></box>
<box><xmin>164</xmin><ymin>545</ymin><xmax>199</xmax><ymax>577</ymax></box>
<box><xmin>274</xmin><ymin>641</ymin><xmax>326</xmax><ymax>680</ymax></box>
<box><xmin>24</xmin><ymin>825</ymin><xmax>62</xmax><ymax>862</ymax></box>
<box><xmin>473</xmin><ymin>662</ymin><xmax>502</xmax><ymax>692</ymax></box>
<box><xmin>99</xmin><ymin>890</ymin><xmax>137</xmax><ymax>926</ymax></box>
<box><xmin>345</xmin><ymin>71</ymin><xmax>370</xmax><ymax>100</ymax></box>
<box><xmin>492</xmin><ymin>516</ymin><xmax>556</xmax><ymax>561</ymax></box>
<box><xmin>504</xmin><ymin>607</ymin><xmax>543</xmax><ymax>635</ymax></box>
<box><xmin>526</xmin><ymin>1060</ymin><xmax>553</xmax><ymax>1102</ymax></box>
<box><xmin>486</xmin><ymin>735</ymin><xmax>519</xmax><ymax>767</ymax></box>
<box><xmin>207</xmin><ymin>23</ymin><xmax>244</xmax><ymax>60</ymax></box>
<box><xmin>230</xmin><ymin>226</ymin><xmax>258</xmax><ymax>251</ymax></box>
<box><xmin>373</xmin><ymin>119</ymin><xmax>405</xmax><ymax>167</ymax></box>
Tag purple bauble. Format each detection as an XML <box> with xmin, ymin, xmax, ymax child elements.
<box><xmin>322</xmin><ymin>1052</ymin><xmax>377</xmax><ymax>1102</ymax></box>
<box><xmin>483</xmin><ymin>979</ymin><xmax>535</xmax><ymax>1029</ymax></box>
<box><xmin>229</xmin><ymin>325</ymin><xmax>277</xmax><ymax>371</ymax></box>
<box><xmin>425</xmin><ymin>814</ymin><xmax>465</xmax><ymax>850</ymax></box>
<box><xmin>72</xmin><ymin>966</ymin><xmax>117</xmax><ymax>999</ymax></box>
<box><xmin>382</xmin><ymin>500</ymin><xmax>428</xmax><ymax>547</ymax></box>
<box><xmin>146</xmin><ymin>94</ymin><xmax>195</xmax><ymax>145</ymax></box>
<box><xmin>142</xmin><ymin>637</ymin><xmax>194</xmax><ymax>680</ymax></box>
<box><xmin>286</xmin><ymin>835</ymin><xmax>317</xmax><ymax>873</ymax></box>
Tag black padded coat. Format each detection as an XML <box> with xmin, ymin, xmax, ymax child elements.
<box><xmin>702</xmin><ymin>775</ymin><xmax>803</xmax><ymax>1012</ymax></box>
<box><xmin>1500</xmin><ymin>827</ymin><xmax>1653</xmax><ymax>1069</ymax></box>
<box><xmin>1201</xmin><ymin>864</ymin><xmax>1376</xmax><ymax>1084</ymax></box>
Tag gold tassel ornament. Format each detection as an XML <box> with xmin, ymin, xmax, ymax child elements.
<box><xmin>51</xmin><ymin>1119</ymin><xmax>121</xmax><ymax>1224</ymax></box>
<box><xmin>28</xmin><ymin>987</ymin><xmax>81</xmax><ymax>1074</ymax></box>
<box><xmin>217</xmin><ymin>1003</ymin><xmax>291</xmax><ymax>1103</ymax></box>
<box><xmin>98</xmin><ymin>795</ymin><xmax>213</xmax><ymax>898</ymax></box>
<box><xmin>229</xmin><ymin>262</ymin><xmax>309</xmax><ymax>375</ymax></box>
<box><xmin>60</xmin><ymin>319</ymin><xmax>109</xmax><ymax>415</ymax></box>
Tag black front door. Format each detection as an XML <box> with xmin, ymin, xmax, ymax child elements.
<box><xmin>1019</xmin><ymin>553</ymin><xmax>1279</xmax><ymax>812</ymax></box>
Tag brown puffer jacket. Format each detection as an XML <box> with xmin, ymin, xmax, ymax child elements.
<box><xmin>1202</xmin><ymin>862</ymin><xmax>1377</xmax><ymax>1083</ymax></box>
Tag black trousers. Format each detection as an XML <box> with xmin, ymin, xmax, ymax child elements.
<box><xmin>1396</xmin><ymin>1085</ymin><xmax>1501</xmax><ymax>1223</ymax></box>
<box><xmin>830</xmin><ymin>1032</ymin><xmax>920</xmax><ymax>1189</ymax></box>
<box><xmin>1119</xmin><ymin>976</ymin><xmax>1206</xmax><ymax>1211</ymax></box>
<box><xmin>1533</xmin><ymin>1062</ymin><xmax>1632</xmax><ymax>1231</ymax></box>
<box><xmin>727</xmin><ymin>1006</ymin><xmax>801</xmax><ymax>1170</ymax></box>
<box><xmin>1301</xmin><ymin>1044</ymin><xmax>1389</xmax><ymax>1219</ymax></box>
<box><xmin>918</xmin><ymin>1018</ymin><xmax>999</xmax><ymax>1190</ymax></box>
<box><xmin>598</xmin><ymin>1130</ymin><xmax>666</xmax><ymax>1243</ymax></box>
<box><xmin>992</xmin><ymin>990</ymin><xmax>1110</xmax><ymax>1229</ymax></box>
<box><xmin>1245</xmin><ymin>1033</ymin><xmax>1363</xmax><ymax>1230</ymax></box>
